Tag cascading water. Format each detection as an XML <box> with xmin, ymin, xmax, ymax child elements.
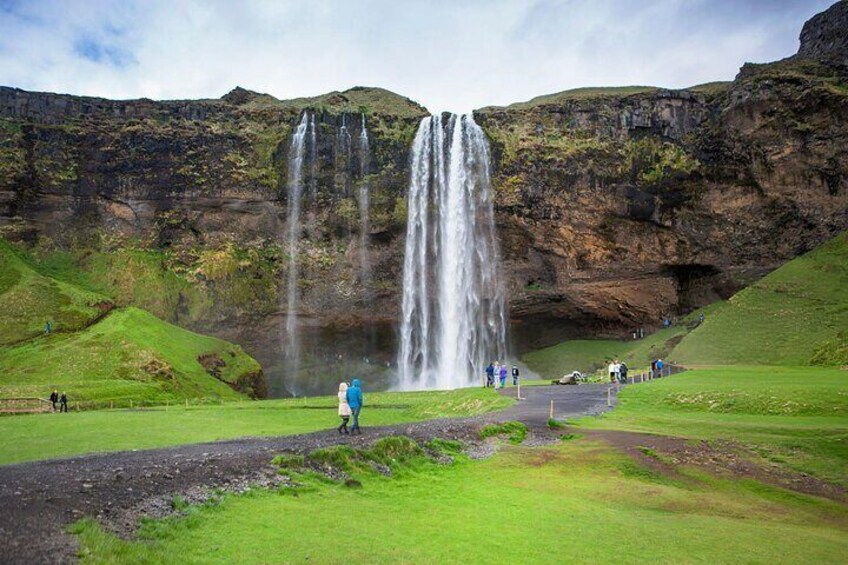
<box><xmin>397</xmin><ymin>114</ymin><xmax>508</xmax><ymax>390</ymax></box>
<box><xmin>308</xmin><ymin>113</ymin><xmax>317</xmax><ymax>201</ymax></box>
<box><xmin>283</xmin><ymin>113</ymin><xmax>310</xmax><ymax>381</ymax></box>
<box><xmin>357</xmin><ymin>114</ymin><xmax>372</xmax><ymax>287</ymax></box>
<box><xmin>337</xmin><ymin>114</ymin><xmax>353</xmax><ymax>195</ymax></box>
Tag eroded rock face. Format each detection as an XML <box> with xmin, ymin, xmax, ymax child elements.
<box><xmin>0</xmin><ymin>3</ymin><xmax>846</xmax><ymax>381</ymax></box>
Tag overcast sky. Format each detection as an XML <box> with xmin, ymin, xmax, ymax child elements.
<box><xmin>0</xmin><ymin>0</ymin><xmax>835</xmax><ymax>113</ymax></box>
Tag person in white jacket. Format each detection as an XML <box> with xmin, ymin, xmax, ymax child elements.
<box><xmin>337</xmin><ymin>382</ymin><xmax>352</xmax><ymax>434</ymax></box>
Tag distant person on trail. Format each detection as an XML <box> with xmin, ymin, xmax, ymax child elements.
<box><xmin>59</xmin><ymin>392</ymin><xmax>68</xmax><ymax>413</ymax></box>
<box><xmin>608</xmin><ymin>360</ymin><xmax>616</xmax><ymax>383</ymax></box>
<box><xmin>656</xmin><ymin>359</ymin><xmax>665</xmax><ymax>377</ymax></box>
<box><xmin>346</xmin><ymin>378</ymin><xmax>364</xmax><ymax>434</ymax></box>
<box><xmin>699</xmin><ymin>313</ymin><xmax>705</xmax><ymax>323</ymax></box>
<box><xmin>493</xmin><ymin>362</ymin><xmax>501</xmax><ymax>389</ymax></box>
<box><xmin>337</xmin><ymin>382</ymin><xmax>351</xmax><ymax>435</ymax></box>
<box><xmin>619</xmin><ymin>362</ymin><xmax>628</xmax><ymax>384</ymax></box>
<box><xmin>499</xmin><ymin>364</ymin><xmax>508</xmax><ymax>388</ymax></box>
<box><xmin>512</xmin><ymin>365</ymin><xmax>519</xmax><ymax>386</ymax></box>
<box><xmin>485</xmin><ymin>363</ymin><xmax>495</xmax><ymax>387</ymax></box>
<box><xmin>49</xmin><ymin>390</ymin><xmax>58</xmax><ymax>411</ymax></box>
<box><xmin>44</xmin><ymin>321</ymin><xmax>52</xmax><ymax>335</ymax></box>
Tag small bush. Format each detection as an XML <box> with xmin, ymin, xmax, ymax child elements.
<box><xmin>271</xmin><ymin>454</ymin><xmax>305</xmax><ymax>470</ymax></box>
<box><xmin>480</xmin><ymin>421</ymin><xmax>527</xmax><ymax>444</ymax></box>
<box><xmin>426</xmin><ymin>438</ymin><xmax>463</xmax><ymax>455</ymax></box>
<box><xmin>547</xmin><ymin>418</ymin><xmax>564</xmax><ymax>429</ymax></box>
<box><xmin>308</xmin><ymin>445</ymin><xmax>360</xmax><ymax>472</ymax></box>
<box><xmin>366</xmin><ymin>436</ymin><xmax>424</xmax><ymax>466</ymax></box>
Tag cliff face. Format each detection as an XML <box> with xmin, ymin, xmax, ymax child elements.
<box><xmin>1</xmin><ymin>3</ymin><xmax>847</xmax><ymax>391</ymax></box>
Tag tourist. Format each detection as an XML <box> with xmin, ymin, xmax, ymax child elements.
<box><xmin>59</xmin><ymin>392</ymin><xmax>68</xmax><ymax>413</ymax></box>
<box><xmin>337</xmin><ymin>382</ymin><xmax>351</xmax><ymax>434</ymax></box>
<box><xmin>493</xmin><ymin>362</ymin><xmax>501</xmax><ymax>389</ymax></box>
<box><xmin>49</xmin><ymin>389</ymin><xmax>58</xmax><ymax>411</ymax></box>
<box><xmin>346</xmin><ymin>378</ymin><xmax>364</xmax><ymax>434</ymax></box>
<box><xmin>485</xmin><ymin>362</ymin><xmax>495</xmax><ymax>387</ymax></box>
<box><xmin>613</xmin><ymin>360</ymin><xmax>621</xmax><ymax>384</ymax></box>
<box><xmin>44</xmin><ymin>321</ymin><xmax>52</xmax><ymax>335</ymax></box>
<box><xmin>656</xmin><ymin>358</ymin><xmax>665</xmax><ymax>377</ymax></box>
<box><xmin>608</xmin><ymin>360</ymin><xmax>616</xmax><ymax>383</ymax></box>
<box><xmin>512</xmin><ymin>365</ymin><xmax>519</xmax><ymax>386</ymax></box>
<box><xmin>699</xmin><ymin>313</ymin><xmax>705</xmax><ymax>323</ymax></box>
<box><xmin>619</xmin><ymin>362</ymin><xmax>628</xmax><ymax>384</ymax></box>
<box><xmin>499</xmin><ymin>364</ymin><xmax>508</xmax><ymax>388</ymax></box>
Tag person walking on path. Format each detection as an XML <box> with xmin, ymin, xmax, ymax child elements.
<box><xmin>493</xmin><ymin>362</ymin><xmax>501</xmax><ymax>389</ymax></box>
<box><xmin>656</xmin><ymin>358</ymin><xmax>665</xmax><ymax>377</ymax></box>
<box><xmin>49</xmin><ymin>390</ymin><xmax>58</xmax><ymax>411</ymax></box>
<box><xmin>499</xmin><ymin>364</ymin><xmax>508</xmax><ymax>388</ymax></box>
<box><xmin>511</xmin><ymin>365</ymin><xmax>519</xmax><ymax>386</ymax></box>
<box><xmin>608</xmin><ymin>360</ymin><xmax>616</xmax><ymax>383</ymax></box>
<box><xmin>59</xmin><ymin>392</ymin><xmax>68</xmax><ymax>413</ymax></box>
<box><xmin>44</xmin><ymin>321</ymin><xmax>52</xmax><ymax>335</ymax></box>
<box><xmin>485</xmin><ymin>363</ymin><xmax>495</xmax><ymax>387</ymax></box>
<box><xmin>337</xmin><ymin>382</ymin><xmax>351</xmax><ymax>434</ymax></box>
<box><xmin>346</xmin><ymin>378</ymin><xmax>364</xmax><ymax>434</ymax></box>
<box><xmin>619</xmin><ymin>362</ymin><xmax>628</xmax><ymax>384</ymax></box>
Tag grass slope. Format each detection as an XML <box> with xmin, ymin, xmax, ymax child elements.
<box><xmin>0</xmin><ymin>388</ymin><xmax>511</xmax><ymax>465</ymax></box>
<box><xmin>0</xmin><ymin>307</ymin><xmax>261</xmax><ymax>405</ymax></box>
<box><xmin>580</xmin><ymin>366</ymin><xmax>848</xmax><ymax>486</ymax></box>
<box><xmin>0</xmin><ymin>240</ymin><xmax>107</xmax><ymax>345</ymax></box>
<box><xmin>674</xmin><ymin>233</ymin><xmax>848</xmax><ymax>366</ymax></box>
<box><xmin>72</xmin><ymin>440</ymin><xmax>848</xmax><ymax>564</ymax></box>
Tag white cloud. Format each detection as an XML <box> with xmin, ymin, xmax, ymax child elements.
<box><xmin>0</xmin><ymin>0</ymin><xmax>835</xmax><ymax>113</ymax></box>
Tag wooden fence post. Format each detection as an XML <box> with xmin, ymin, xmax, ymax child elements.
<box><xmin>607</xmin><ymin>387</ymin><xmax>612</xmax><ymax>407</ymax></box>
<box><xmin>549</xmin><ymin>400</ymin><xmax>554</xmax><ymax>420</ymax></box>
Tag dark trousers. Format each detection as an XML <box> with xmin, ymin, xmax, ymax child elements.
<box><xmin>60</xmin><ymin>402</ymin><xmax>68</xmax><ymax>413</ymax></box>
<box><xmin>350</xmin><ymin>407</ymin><xmax>361</xmax><ymax>432</ymax></box>
<box><xmin>338</xmin><ymin>416</ymin><xmax>350</xmax><ymax>433</ymax></box>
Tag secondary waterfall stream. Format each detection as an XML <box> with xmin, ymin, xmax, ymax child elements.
<box><xmin>397</xmin><ymin>114</ymin><xmax>508</xmax><ymax>390</ymax></box>
<box><xmin>283</xmin><ymin>113</ymin><xmax>310</xmax><ymax>383</ymax></box>
<box><xmin>358</xmin><ymin>114</ymin><xmax>372</xmax><ymax>288</ymax></box>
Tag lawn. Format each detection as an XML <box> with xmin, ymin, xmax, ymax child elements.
<box><xmin>71</xmin><ymin>439</ymin><xmax>848</xmax><ymax>564</ymax></box>
<box><xmin>0</xmin><ymin>307</ymin><xmax>263</xmax><ymax>403</ymax></box>
<box><xmin>578</xmin><ymin>366</ymin><xmax>848</xmax><ymax>486</ymax></box>
<box><xmin>0</xmin><ymin>387</ymin><xmax>512</xmax><ymax>465</ymax></box>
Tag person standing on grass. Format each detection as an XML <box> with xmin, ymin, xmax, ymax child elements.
<box><xmin>485</xmin><ymin>362</ymin><xmax>495</xmax><ymax>387</ymax></box>
<box><xmin>346</xmin><ymin>378</ymin><xmax>364</xmax><ymax>435</ymax></box>
<box><xmin>44</xmin><ymin>321</ymin><xmax>52</xmax><ymax>335</ymax></box>
<box><xmin>512</xmin><ymin>365</ymin><xmax>519</xmax><ymax>386</ymax></box>
<box><xmin>59</xmin><ymin>392</ymin><xmax>68</xmax><ymax>413</ymax></box>
<box><xmin>499</xmin><ymin>363</ymin><xmax>508</xmax><ymax>388</ymax></box>
<box><xmin>493</xmin><ymin>361</ymin><xmax>501</xmax><ymax>389</ymax></box>
<box><xmin>656</xmin><ymin>358</ymin><xmax>664</xmax><ymax>377</ymax></box>
<box><xmin>49</xmin><ymin>390</ymin><xmax>58</xmax><ymax>411</ymax></box>
<box><xmin>619</xmin><ymin>362</ymin><xmax>628</xmax><ymax>384</ymax></box>
<box><xmin>337</xmin><ymin>382</ymin><xmax>351</xmax><ymax>435</ymax></box>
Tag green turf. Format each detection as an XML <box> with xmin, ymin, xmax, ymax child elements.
<box><xmin>673</xmin><ymin>233</ymin><xmax>848</xmax><ymax>366</ymax></box>
<box><xmin>580</xmin><ymin>366</ymin><xmax>848</xmax><ymax>486</ymax></box>
<box><xmin>0</xmin><ymin>240</ymin><xmax>107</xmax><ymax>345</ymax></box>
<box><xmin>0</xmin><ymin>307</ymin><xmax>262</xmax><ymax>404</ymax></box>
<box><xmin>0</xmin><ymin>387</ymin><xmax>512</xmax><ymax>465</ymax></box>
<box><xmin>71</xmin><ymin>440</ymin><xmax>848</xmax><ymax>564</ymax></box>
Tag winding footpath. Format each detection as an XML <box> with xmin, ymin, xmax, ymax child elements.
<box><xmin>0</xmin><ymin>384</ymin><xmax>616</xmax><ymax>564</ymax></box>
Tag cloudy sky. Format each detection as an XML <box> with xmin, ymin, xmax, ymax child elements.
<box><xmin>0</xmin><ymin>0</ymin><xmax>834</xmax><ymax>112</ymax></box>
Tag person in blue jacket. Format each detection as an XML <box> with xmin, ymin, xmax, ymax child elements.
<box><xmin>346</xmin><ymin>378</ymin><xmax>364</xmax><ymax>434</ymax></box>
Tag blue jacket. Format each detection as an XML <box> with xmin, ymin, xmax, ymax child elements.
<box><xmin>346</xmin><ymin>379</ymin><xmax>363</xmax><ymax>409</ymax></box>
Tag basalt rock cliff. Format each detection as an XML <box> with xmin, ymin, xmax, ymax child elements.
<box><xmin>1</xmin><ymin>2</ymin><xmax>846</xmax><ymax>390</ymax></box>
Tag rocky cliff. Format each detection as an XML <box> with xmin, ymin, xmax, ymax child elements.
<box><xmin>1</xmin><ymin>3</ymin><xmax>846</xmax><ymax>392</ymax></box>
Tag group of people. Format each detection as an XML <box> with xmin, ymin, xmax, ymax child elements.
<box><xmin>484</xmin><ymin>362</ymin><xmax>519</xmax><ymax>388</ymax></box>
<box><xmin>48</xmin><ymin>389</ymin><xmax>68</xmax><ymax>412</ymax></box>
<box><xmin>607</xmin><ymin>360</ymin><xmax>629</xmax><ymax>384</ymax></box>
<box><xmin>337</xmin><ymin>379</ymin><xmax>363</xmax><ymax>435</ymax></box>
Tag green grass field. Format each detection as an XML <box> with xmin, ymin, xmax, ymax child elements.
<box><xmin>0</xmin><ymin>387</ymin><xmax>512</xmax><ymax>465</ymax></box>
<box><xmin>579</xmin><ymin>366</ymin><xmax>848</xmax><ymax>486</ymax></box>
<box><xmin>71</xmin><ymin>438</ymin><xmax>848</xmax><ymax>564</ymax></box>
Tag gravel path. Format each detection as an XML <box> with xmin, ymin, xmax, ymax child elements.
<box><xmin>0</xmin><ymin>383</ymin><xmax>617</xmax><ymax>564</ymax></box>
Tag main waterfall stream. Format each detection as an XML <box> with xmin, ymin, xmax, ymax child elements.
<box><xmin>397</xmin><ymin>114</ymin><xmax>508</xmax><ymax>390</ymax></box>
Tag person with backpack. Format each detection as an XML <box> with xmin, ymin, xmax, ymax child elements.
<box><xmin>346</xmin><ymin>378</ymin><xmax>364</xmax><ymax>434</ymax></box>
<box><xmin>337</xmin><ymin>382</ymin><xmax>351</xmax><ymax>434</ymax></box>
<box><xmin>619</xmin><ymin>362</ymin><xmax>629</xmax><ymax>384</ymax></box>
<box><xmin>499</xmin><ymin>363</ymin><xmax>508</xmax><ymax>388</ymax></box>
<box><xmin>485</xmin><ymin>363</ymin><xmax>495</xmax><ymax>387</ymax></box>
<box><xmin>511</xmin><ymin>365</ymin><xmax>519</xmax><ymax>386</ymax></box>
<box><xmin>656</xmin><ymin>359</ymin><xmax>665</xmax><ymax>377</ymax></box>
<box><xmin>49</xmin><ymin>390</ymin><xmax>58</xmax><ymax>411</ymax></box>
<box><xmin>59</xmin><ymin>392</ymin><xmax>68</xmax><ymax>413</ymax></box>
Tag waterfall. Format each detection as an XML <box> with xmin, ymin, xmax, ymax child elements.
<box><xmin>337</xmin><ymin>114</ymin><xmax>353</xmax><ymax>195</ymax></box>
<box><xmin>397</xmin><ymin>114</ymin><xmax>508</xmax><ymax>390</ymax></box>
<box><xmin>283</xmin><ymin>113</ymin><xmax>310</xmax><ymax>379</ymax></box>
<box><xmin>308</xmin><ymin>113</ymin><xmax>317</xmax><ymax>201</ymax></box>
<box><xmin>358</xmin><ymin>114</ymin><xmax>372</xmax><ymax>288</ymax></box>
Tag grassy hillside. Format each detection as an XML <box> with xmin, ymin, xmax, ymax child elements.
<box><xmin>674</xmin><ymin>232</ymin><xmax>848</xmax><ymax>366</ymax></box>
<box><xmin>0</xmin><ymin>307</ymin><xmax>263</xmax><ymax>404</ymax></box>
<box><xmin>0</xmin><ymin>240</ymin><xmax>108</xmax><ymax>345</ymax></box>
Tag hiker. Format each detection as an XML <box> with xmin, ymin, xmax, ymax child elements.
<box><xmin>346</xmin><ymin>378</ymin><xmax>363</xmax><ymax>434</ymax></box>
<box><xmin>651</xmin><ymin>359</ymin><xmax>658</xmax><ymax>377</ymax></box>
<box><xmin>619</xmin><ymin>362</ymin><xmax>629</xmax><ymax>384</ymax></box>
<box><xmin>608</xmin><ymin>360</ymin><xmax>616</xmax><ymax>383</ymax></box>
<box><xmin>493</xmin><ymin>362</ymin><xmax>501</xmax><ymax>389</ymax></box>
<box><xmin>337</xmin><ymin>382</ymin><xmax>351</xmax><ymax>435</ymax></box>
<box><xmin>699</xmin><ymin>313</ymin><xmax>705</xmax><ymax>323</ymax></box>
<box><xmin>49</xmin><ymin>390</ymin><xmax>58</xmax><ymax>411</ymax></box>
<box><xmin>485</xmin><ymin>362</ymin><xmax>495</xmax><ymax>387</ymax></box>
<box><xmin>512</xmin><ymin>365</ymin><xmax>519</xmax><ymax>386</ymax></box>
<box><xmin>656</xmin><ymin>358</ymin><xmax>665</xmax><ymax>377</ymax></box>
<box><xmin>44</xmin><ymin>321</ymin><xmax>52</xmax><ymax>335</ymax></box>
<box><xmin>59</xmin><ymin>392</ymin><xmax>68</xmax><ymax>413</ymax></box>
<box><xmin>499</xmin><ymin>364</ymin><xmax>508</xmax><ymax>388</ymax></box>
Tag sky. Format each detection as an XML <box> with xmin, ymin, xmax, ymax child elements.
<box><xmin>0</xmin><ymin>0</ymin><xmax>835</xmax><ymax>113</ymax></box>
